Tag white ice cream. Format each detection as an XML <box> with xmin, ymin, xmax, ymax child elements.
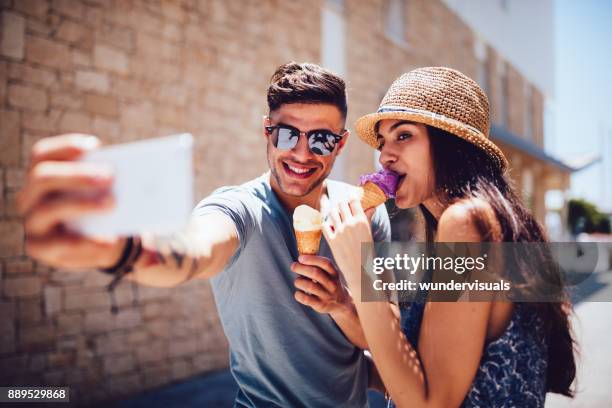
<box><xmin>293</xmin><ymin>204</ymin><xmax>323</xmax><ymax>232</ymax></box>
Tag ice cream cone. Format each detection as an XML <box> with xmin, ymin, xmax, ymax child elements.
<box><xmin>293</xmin><ymin>205</ymin><xmax>323</xmax><ymax>256</ymax></box>
<box><xmin>295</xmin><ymin>229</ymin><xmax>322</xmax><ymax>255</ymax></box>
<box><xmin>360</xmin><ymin>181</ymin><xmax>388</xmax><ymax>210</ymax></box>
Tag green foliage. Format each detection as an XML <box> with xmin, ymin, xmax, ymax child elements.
<box><xmin>568</xmin><ymin>199</ymin><xmax>611</xmax><ymax>234</ymax></box>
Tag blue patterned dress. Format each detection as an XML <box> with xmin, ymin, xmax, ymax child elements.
<box><xmin>393</xmin><ymin>302</ymin><xmax>548</xmax><ymax>407</ymax></box>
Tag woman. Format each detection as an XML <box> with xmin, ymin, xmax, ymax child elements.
<box><xmin>298</xmin><ymin>67</ymin><xmax>576</xmax><ymax>407</ymax></box>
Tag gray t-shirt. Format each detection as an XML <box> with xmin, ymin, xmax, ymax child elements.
<box><xmin>195</xmin><ymin>173</ymin><xmax>391</xmax><ymax>408</ymax></box>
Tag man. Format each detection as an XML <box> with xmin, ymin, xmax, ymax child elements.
<box><xmin>18</xmin><ymin>62</ymin><xmax>390</xmax><ymax>407</ymax></box>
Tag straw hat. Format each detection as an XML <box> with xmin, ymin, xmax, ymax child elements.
<box><xmin>355</xmin><ymin>66</ymin><xmax>508</xmax><ymax>171</ymax></box>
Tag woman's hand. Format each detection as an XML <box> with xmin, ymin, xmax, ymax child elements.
<box><xmin>322</xmin><ymin>199</ymin><xmax>374</xmax><ymax>289</ymax></box>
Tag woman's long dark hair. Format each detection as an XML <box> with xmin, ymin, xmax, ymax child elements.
<box><xmin>423</xmin><ymin>125</ymin><xmax>577</xmax><ymax>397</ymax></box>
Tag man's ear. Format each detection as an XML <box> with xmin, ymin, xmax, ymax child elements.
<box><xmin>262</xmin><ymin>115</ymin><xmax>270</xmax><ymax>140</ymax></box>
<box><xmin>335</xmin><ymin>129</ymin><xmax>350</xmax><ymax>155</ymax></box>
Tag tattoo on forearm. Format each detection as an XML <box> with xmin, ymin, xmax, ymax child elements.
<box><xmin>151</xmin><ymin>227</ymin><xmax>204</xmax><ymax>282</ymax></box>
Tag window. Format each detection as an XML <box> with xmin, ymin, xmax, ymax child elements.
<box><xmin>322</xmin><ymin>0</ymin><xmax>347</xmax><ymax>181</ymax></box>
<box><xmin>385</xmin><ymin>0</ymin><xmax>407</xmax><ymax>44</ymax></box>
<box><xmin>498</xmin><ymin>60</ymin><xmax>508</xmax><ymax>127</ymax></box>
<box><xmin>474</xmin><ymin>37</ymin><xmax>489</xmax><ymax>95</ymax></box>
<box><xmin>524</xmin><ymin>84</ymin><xmax>533</xmax><ymax>140</ymax></box>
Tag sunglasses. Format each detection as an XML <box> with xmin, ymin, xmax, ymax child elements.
<box><xmin>265</xmin><ymin>123</ymin><xmax>345</xmax><ymax>156</ymax></box>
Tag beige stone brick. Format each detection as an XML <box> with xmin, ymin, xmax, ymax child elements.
<box><xmin>130</xmin><ymin>56</ymin><xmax>180</xmax><ymax>82</ymax></box>
<box><xmin>3</xmin><ymin>276</ymin><xmax>42</xmax><ymax>298</ymax></box>
<box><xmin>74</xmin><ymin>70</ymin><xmax>109</xmax><ymax>93</ymax></box>
<box><xmin>156</xmin><ymin>84</ymin><xmax>189</xmax><ymax>106</ymax></box>
<box><xmin>94</xmin><ymin>44</ymin><xmax>129</xmax><ymax>75</ymax></box>
<box><xmin>130</xmin><ymin>9</ymin><xmax>162</xmax><ymax>35</ymax></box>
<box><xmin>168</xmin><ymin>337</ymin><xmax>197</xmax><ymax>358</ymax></box>
<box><xmin>8</xmin><ymin>63</ymin><xmax>57</xmax><ymax>87</ymax></box>
<box><xmin>14</xmin><ymin>0</ymin><xmax>50</xmax><ymax>20</ymax></box>
<box><xmin>5</xmin><ymin>168</ymin><xmax>25</xmax><ymax>191</ymax></box>
<box><xmin>72</xmin><ymin>49</ymin><xmax>92</xmax><ymax>68</ymax></box>
<box><xmin>1</xmin><ymin>11</ymin><xmax>25</xmax><ymax>60</ymax></box>
<box><xmin>0</xmin><ymin>319</ymin><xmax>16</xmax><ymax>354</ymax></box>
<box><xmin>113</xmin><ymin>77</ymin><xmax>147</xmax><ymax>100</ymax></box>
<box><xmin>59</xmin><ymin>110</ymin><xmax>91</xmax><ymax>133</ymax></box>
<box><xmin>48</xmin><ymin>269</ymin><xmax>85</xmax><ymax>286</ymax></box>
<box><xmin>0</xmin><ymin>220</ymin><xmax>24</xmax><ymax>257</ymax></box>
<box><xmin>57</xmin><ymin>313</ymin><xmax>82</xmax><ymax>335</ymax></box>
<box><xmin>2</xmin><ymin>191</ymin><xmax>20</xmax><ymax>217</ymax></box>
<box><xmin>17</xmin><ymin>298</ymin><xmax>42</xmax><ymax>322</ymax></box>
<box><xmin>156</xmin><ymin>105</ymin><xmax>187</xmax><ymax>128</ymax></box>
<box><xmin>26</xmin><ymin>35</ymin><xmax>72</xmax><ymax>70</ymax></box>
<box><xmin>44</xmin><ymin>286</ymin><xmax>62</xmax><ymax>316</ymax></box>
<box><xmin>0</xmin><ymin>110</ymin><xmax>21</xmax><ymax>166</ymax></box>
<box><xmin>126</xmin><ymin>328</ymin><xmax>148</xmax><ymax>344</ymax></box>
<box><xmin>51</xmin><ymin>0</ymin><xmax>84</xmax><ymax>19</ymax></box>
<box><xmin>0</xmin><ymin>61</ymin><xmax>6</xmax><ymax>104</ymax></box>
<box><xmin>160</xmin><ymin>0</ymin><xmax>185</xmax><ymax>22</ymax></box>
<box><xmin>64</xmin><ymin>287</ymin><xmax>110</xmax><ymax>310</ymax></box>
<box><xmin>141</xmin><ymin>363</ymin><xmax>170</xmax><ymax>388</ymax></box>
<box><xmin>115</xmin><ymin>308</ymin><xmax>141</xmax><ymax>329</ymax></box>
<box><xmin>135</xmin><ymin>32</ymin><xmax>179</xmax><ymax>61</ymax></box>
<box><xmin>41</xmin><ymin>369</ymin><xmax>65</xmax><ymax>385</ymax></box>
<box><xmin>50</xmin><ymin>92</ymin><xmax>82</xmax><ymax>109</ymax></box>
<box><xmin>120</xmin><ymin>101</ymin><xmax>155</xmax><ymax>131</ymax></box>
<box><xmin>28</xmin><ymin>352</ymin><xmax>47</xmax><ymax>372</ymax></box>
<box><xmin>82</xmin><ymin>3</ymin><xmax>104</xmax><ymax>24</ymax></box>
<box><xmin>81</xmin><ymin>270</ymin><xmax>112</xmax><ymax>288</ymax></box>
<box><xmin>135</xmin><ymin>339</ymin><xmax>166</xmax><ymax>365</ymax></box>
<box><xmin>142</xmin><ymin>301</ymin><xmax>166</xmax><ymax>320</ymax></box>
<box><xmin>8</xmin><ymin>83</ymin><xmax>48</xmax><ymax>111</ymax></box>
<box><xmin>92</xmin><ymin>116</ymin><xmax>120</xmax><ymax>141</ymax></box>
<box><xmin>108</xmin><ymin>372</ymin><xmax>141</xmax><ymax>396</ymax></box>
<box><xmin>94</xmin><ymin>332</ymin><xmax>130</xmax><ymax>356</ymax></box>
<box><xmin>146</xmin><ymin>319</ymin><xmax>170</xmax><ymax>338</ymax></box>
<box><xmin>171</xmin><ymin>359</ymin><xmax>192</xmax><ymax>381</ymax></box>
<box><xmin>96</xmin><ymin>22</ymin><xmax>135</xmax><ymax>53</ymax></box>
<box><xmin>84</xmin><ymin>93</ymin><xmax>118</xmax><ymax>117</ymax></box>
<box><xmin>0</xmin><ymin>301</ymin><xmax>15</xmax><ymax>320</ymax></box>
<box><xmin>47</xmin><ymin>350</ymin><xmax>75</xmax><ymax>368</ymax></box>
<box><xmin>103</xmin><ymin>353</ymin><xmax>135</xmax><ymax>375</ymax></box>
<box><xmin>84</xmin><ymin>310</ymin><xmax>112</xmax><ymax>334</ymax></box>
<box><xmin>4</xmin><ymin>258</ymin><xmax>34</xmax><ymax>274</ymax></box>
<box><xmin>161</xmin><ymin>22</ymin><xmax>181</xmax><ymax>42</ymax></box>
<box><xmin>55</xmin><ymin>19</ymin><xmax>93</xmax><ymax>49</ymax></box>
<box><xmin>22</xmin><ymin>109</ymin><xmax>61</xmax><ymax>133</ymax></box>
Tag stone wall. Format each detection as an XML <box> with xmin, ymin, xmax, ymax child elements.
<box><xmin>0</xmin><ymin>0</ymin><xmax>320</xmax><ymax>405</ymax></box>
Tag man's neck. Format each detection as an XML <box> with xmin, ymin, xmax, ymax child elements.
<box><xmin>269</xmin><ymin>173</ymin><xmax>327</xmax><ymax>213</ymax></box>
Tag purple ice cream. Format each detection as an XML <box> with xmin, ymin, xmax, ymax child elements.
<box><xmin>359</xmin><ymin>169</ymin><xmax>400</xmax><ymax>198</ymax></box>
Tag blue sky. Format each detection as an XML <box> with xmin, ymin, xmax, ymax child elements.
<box><xmin>552</xmin><ymin>0</ymin><xmax>612</xmax><ymax>212</ymax></box>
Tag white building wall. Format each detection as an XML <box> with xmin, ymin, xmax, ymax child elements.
<box><xmin>442</xmin><ymin>0</ymin><xmax>555</xmax><ymax>98</ymax></box>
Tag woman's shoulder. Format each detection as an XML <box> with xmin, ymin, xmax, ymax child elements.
<box><xmin>438</xmin><ymin>197</ymin><xmax>502</xmax><ymax>242</ymax></box>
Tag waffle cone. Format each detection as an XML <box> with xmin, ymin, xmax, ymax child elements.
<box><xmin>360</xmin><ymin>182</ymin><xmax>388</xmax><ymax>210</ymax></box>
<box><xmin>295</xmin><ymin>229</ymin><xmax>322</xmax><ymax>255</ymax></box>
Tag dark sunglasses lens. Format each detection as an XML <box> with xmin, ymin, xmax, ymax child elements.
<box><xmin>308</xmin><ymin>132</ymin><xmax>338</xmax><ymax>156</ymax></box>
<box><xmin>275</xmin><ymin>127</ymin><xmax>299</xmax><ymax>150</ymax></box>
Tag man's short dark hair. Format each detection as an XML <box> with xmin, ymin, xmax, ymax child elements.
<box><xmin>267</xmin><ymin>62</ymin><xmax>347</xmax><ymax>118</ymax></box>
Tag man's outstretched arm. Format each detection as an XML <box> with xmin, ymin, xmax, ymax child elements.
<box><xmin>129</xmin><ymin>214</ymin><xmax>238</xmax><ymax>286</ymax></box>
<box><xmin>18</xmin><ymin>133</ymin><xmax>238</xmax><ymax>287</ymax></box>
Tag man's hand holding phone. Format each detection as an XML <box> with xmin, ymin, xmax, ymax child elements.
<box><xmin>17</xmin><ymin>134</ymin><xmax>124</xmax><ymax>270</ymax></box>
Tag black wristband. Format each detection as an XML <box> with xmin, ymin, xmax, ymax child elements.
<box><xmin>100</xmin><ymin>237</ymin><xmax>134</xmax><ymax>275</ymax></box>
<box><xmin>102</xmin><ymin>236</ymin><xmax>143</xmax><ymax>314</ymax></box>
